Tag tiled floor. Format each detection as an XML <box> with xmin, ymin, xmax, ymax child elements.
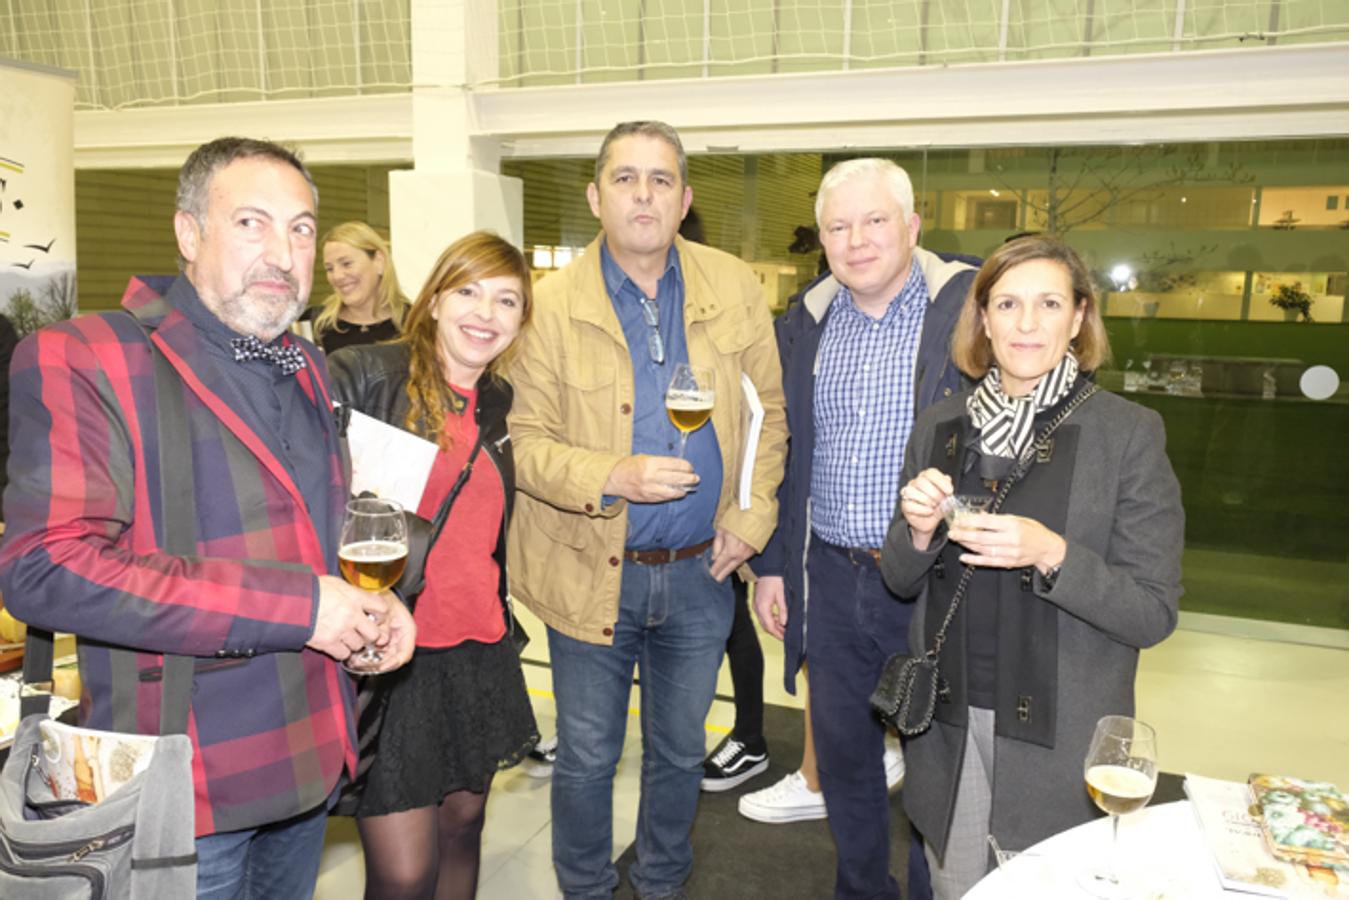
<box><xmin>314</xmin><ymin>605</ymin><xmax>1349</xmax><ymax>899</ymax></box>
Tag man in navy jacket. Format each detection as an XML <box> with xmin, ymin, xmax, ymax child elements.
<box><xmin>751</xmin><ymin>158</ymin><xmax>978</xmax><ymax>899</ymax></box>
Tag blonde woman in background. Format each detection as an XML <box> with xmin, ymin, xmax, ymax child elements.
<box><xmin>302</xmin><ymin>220</ymin><xmax>410</xmax><ymax>353</ymax></box>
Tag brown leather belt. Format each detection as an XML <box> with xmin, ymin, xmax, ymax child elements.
<box><xmin>623</xmin><ymin>538</ymin><xmax>714</xmax><ymax>566</ymax></box>
<box><xmin>820</xmin><ymin>542</ymin><xmax>882</xmax><ymax>567</ymax></box>
<box><xmin>852</xmin><ymin>547</ymin><xmax>883</xmax><ymax>566</ymax></box>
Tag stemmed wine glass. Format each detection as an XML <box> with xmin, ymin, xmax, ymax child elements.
<box><xmin>665</xmin><ymin>363</ymin><xmax>715</xmax><ymax>459</ymax></box>
<box><xmin>1078</xmin><ymin>715</ymin><xmax>1159</xmax><ymax>898</ymax></box>
<box><xmin>336</xmin><ymin>497</ymin><xmax>408</xmax><ymax>673</ymax></box>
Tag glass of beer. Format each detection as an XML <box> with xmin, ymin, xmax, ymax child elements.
<box><xmin>1078</xmin><ymin>715</ymin><xmax>1158</xmax><ymax>898</ymax></box>
<box><xmin>665</xmin><ymin>363</ymin><xmax>715</xmax><ymax>459</ymax></box>
<box><xmin>337</xmin><ymin>497</ymin><xmax>408</xmax><ymax>672</ymax></box>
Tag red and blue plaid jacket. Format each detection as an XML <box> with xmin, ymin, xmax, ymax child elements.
<box><xmin>0</xmin><ymin>276</ymin><xmax>356</xmax><ymax>836</ymax></box>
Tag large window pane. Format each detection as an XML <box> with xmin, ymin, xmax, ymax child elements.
<box><xmin>507</xmin><ymin>137</ymin><xmax>1349</xmax><ymax>630</ymax></box>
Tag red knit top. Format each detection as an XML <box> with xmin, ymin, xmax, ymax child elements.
<box><xmin>412</xmin><ymin>385</ymin><xmax>506</xmax><ymax>648</ymax></box>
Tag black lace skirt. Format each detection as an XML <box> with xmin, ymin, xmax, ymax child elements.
<box><xmin>354</xmin><ymin>638</ymin><xmax>538</xmax><ymax>817</ymax></box>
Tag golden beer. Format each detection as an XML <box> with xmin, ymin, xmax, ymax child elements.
<box><xmin>338</xmin><ymin>540</ymin><xmax>409</xmax><ymax>592</ymax></box>
<box><xmin>666</xmin><ymin>393</ymin><xmax>713</xmax><ymax>433</ymax></box>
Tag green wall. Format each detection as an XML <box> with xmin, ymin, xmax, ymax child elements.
<box><xmin>1104</xmin><ymin>320</ymin><xmax>1349</xmax><ymax>375</ymax></box>
<box><xmin>72</xmin><ymin>164</ymin><xmax>396</xmax><ymax>313</ymax></box>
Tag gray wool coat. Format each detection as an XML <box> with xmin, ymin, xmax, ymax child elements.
<box><xmin>880</xmin><ymin>387</ymin><xmax>1184</xmax><ymax>860</ymax></box>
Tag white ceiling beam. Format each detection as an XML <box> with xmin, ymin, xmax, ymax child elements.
<box><xmin>73</xmin><ymin>44</ymin><xmax>1349</xmax><ymax>168</ymax></box>
<box><xmin>74</xmin><ymin>94</ymin><xmax>415</xmax><ymax>169</ymax></box>
<box><xmin>502</xmin><ymin>108</ymin><xmax>1349</xmax><ymax>159</ymax></box>
<box><xmin>480</xmin><ymin>44</ymin><xmax>1349</xmax><ymax>156</ymax></box>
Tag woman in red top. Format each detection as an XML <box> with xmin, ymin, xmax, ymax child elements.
<box><xmin>329</xmin><ymin>231</ymin><xmax>538</xmax><ymax>899</ymax></box>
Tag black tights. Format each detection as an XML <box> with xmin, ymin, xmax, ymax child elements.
<box><xmin>357</xmin><ymin>778</ymin><xmax>492</xmax><ymax>900</ymax></box>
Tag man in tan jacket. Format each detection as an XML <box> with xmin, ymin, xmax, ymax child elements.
<box><xmin>507</xmin><ymin>121</ymin><xmax>787</xmax><ymax>899</ymax></box>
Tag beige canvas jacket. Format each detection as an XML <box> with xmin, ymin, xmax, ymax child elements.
<box><xmin>506</xmin><ymin>234</ymin><xmax>788</xmax><ymax>645</ymax></box>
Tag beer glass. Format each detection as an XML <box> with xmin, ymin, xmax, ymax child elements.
<box><xmin>1078</xmin><ymin>715</ymin><xmax>1158</xmax><ymax>898</ymax></box>
<box><xmin>337</xmin><ymin>497</ymin><xmax>408</xmax><ymax>672</ymax></box>
<box><xmin>665</xmin><ymin>364</ymin><xmax>715</xmax><ymax>459</ymax></box>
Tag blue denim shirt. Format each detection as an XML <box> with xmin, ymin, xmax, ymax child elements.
<box><xmin>599</xmin><ymin>240</ymin><xmax>722</xmax><ymax>551</ymax></box>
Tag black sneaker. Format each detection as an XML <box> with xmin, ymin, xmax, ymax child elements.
<box><xmin>700</xmin><ymin>735</ymin><xmax>769</xmax><ymax>792</ymax></box>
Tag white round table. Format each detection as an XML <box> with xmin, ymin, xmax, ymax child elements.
<box><xmin>965</xmin><ymin>801</ymin><xmax>1230</xmax><ymax>899</ymax></box>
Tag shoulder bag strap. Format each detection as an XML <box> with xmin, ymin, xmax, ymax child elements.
<box><xmin>18</xmin><ymin>630</ymin><xmax>56</xmax><ymax>720</ymax></box>
<box><xmin>425</xmin><ymin>436</ymin><xmax>520</xmax><ymax>640</ymax></box>
<box><xmin>396</xmin><ymin>437</ymin><xmax>484</xmax><ymax>613</ymax></box>
<box><xmin>427</xmin><ymin>439</ymin><xmax>484</xmax><ymax>544</ymax></box>
<box><xmin>148</xmin><ymin>334</ymin><xmax>201</xmax><ymax>736</ymax></box>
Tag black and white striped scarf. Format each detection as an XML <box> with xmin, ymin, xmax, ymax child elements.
<box><xmin>967</xmin><ymin>355</ymin><xmax>1079</xmax><ymax>460</ymax></box>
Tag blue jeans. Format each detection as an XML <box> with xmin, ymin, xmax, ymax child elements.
<box><xmin>195</xmin><ymin>795</ymin><xmax>332</xmax><ymax>900</ymax></box>
<box><xmin>807</xmin><ymin>540</ymin><xmax>914</xmax><ymax>900</ymax></box>
<box><xmin>548</xmin><ymin>549</ymin><xmax>734</xmax><ymax>900</ymax></box>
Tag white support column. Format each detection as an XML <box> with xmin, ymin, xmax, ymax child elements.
<box><xmin>388</xmin><ymin>0</ymin><xmax>523</xmax><ymax>293</ymax></box>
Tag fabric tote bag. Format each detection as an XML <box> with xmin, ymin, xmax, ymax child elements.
<box><xmin>0</xmin><ymin>698</ymin><xmax>197</xmax><ymax>899</ymax></box>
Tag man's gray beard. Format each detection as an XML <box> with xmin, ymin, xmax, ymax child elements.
<box><xmin>204</xmin><ymin>286</ymin><xmax>308</xmax><ymax>342</ymax></box>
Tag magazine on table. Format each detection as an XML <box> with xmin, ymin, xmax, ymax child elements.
<box><xmin>1188</xmin><ymin>773</ymin><xmax>1295</xmax><ymax>896</ymax></box>
<box><xmin>1186</xmin><ymin>773</ymin><xmax>1349</xmax><ymax>898</ymax></box>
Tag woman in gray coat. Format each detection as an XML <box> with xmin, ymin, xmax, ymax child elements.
<box><xmin>880</xmin><ymin>236</ymin><xmax>1184</xmax><ymax>899</ymax></box>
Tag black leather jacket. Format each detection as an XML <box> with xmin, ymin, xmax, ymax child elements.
<box><xmin>326</xmin><ymin>342</ymin><xmax>516</xmax><ymax>612</ymax></box>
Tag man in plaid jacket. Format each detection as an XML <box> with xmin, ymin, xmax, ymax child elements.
<box><xmin>0</xmin><ymin>137</ymin><xmax>415</xmax><ymax>897</ymax></box>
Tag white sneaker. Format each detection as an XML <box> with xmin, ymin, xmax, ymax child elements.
<box><xmin>524</xmin><ymin>733</ymin><xmax>558</xmax><ymax>778</ymax></box>
<box><xmin>738</xmin><ymin>771</ymin><xmax>827</xmax><ymax>824</ymax></box>
<box><xmin>884</xmin><ymin>734</ymin><xmax>905</xmax><ymax>791</ymax></box>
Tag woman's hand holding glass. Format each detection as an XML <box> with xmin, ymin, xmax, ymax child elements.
<box><xmin>948</xmin><ymin>513</ymin><xmax>1066</xmax><ymax>575</ymax></box>
<box><xmin>366</xmin><ymin>595</ymin><xmax>417</xmax><ymax>674</ymax></box>
<box><xmin>900</xmin><ymin>467</ymin><xmax>1067</xmax><ymax>574</ymax></box>
<box><xmin>898</xmin><ymin>468</ymin><xmax>955</xmax><ymax>550</ymax></box>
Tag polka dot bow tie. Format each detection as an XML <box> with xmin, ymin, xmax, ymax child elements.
<box><xmin>229</xmin><ymin>336</ymin><xmax>307</xmax><ymax>375</ymax></box>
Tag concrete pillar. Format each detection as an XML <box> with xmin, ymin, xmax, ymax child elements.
<box><xmin>389</xmin><ymin>0</ymin><xmax>523</xmax><ymax>293</ymax></box>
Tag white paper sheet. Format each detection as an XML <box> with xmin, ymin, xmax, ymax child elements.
<box><xmin>345</xmin><ymin>409</ymin><xmax>440</xmax><ymax>513</ymax></box>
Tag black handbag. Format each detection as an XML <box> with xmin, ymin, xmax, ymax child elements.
<box><xmin>869</xmin><ymin>521</ymin><xmax>987</xmax><ymax>736</ymax></box>
<box><xmin>870</xmin><ymin>383</ymin><xmax>1097</xmax><ymax>736</ymax></box>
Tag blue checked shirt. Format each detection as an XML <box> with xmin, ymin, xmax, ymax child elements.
<box><xmin>810</xmin><ymin>264</ymin><xmax>929</xmax><ymax>548</ymax></box>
